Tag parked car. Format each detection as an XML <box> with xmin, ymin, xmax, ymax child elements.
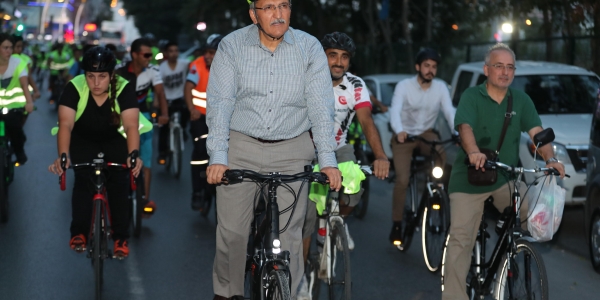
<box><xmin>363</xmin><ymin>74</ymin><xmax>456</xmax><ymax>164</ymax></box>
<box><xmin>585</xmin><ymin>91</ymin><xmax>600</xmax><ymax>273</ymax></box>
<box><xmin>451</xmin><ymin>61</ymin><xmax>599</xmax><ymax>205</ymax></box>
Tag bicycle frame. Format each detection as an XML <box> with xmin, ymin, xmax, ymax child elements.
<box><xmin>319</xmin><ymin>190</ymin><xmax>345</xmax><ymax>282</ymax></box>
<box><xmin>169</xmin><ymin>111</ymin><xmax>184</xmax><ymax>152</ymax></box>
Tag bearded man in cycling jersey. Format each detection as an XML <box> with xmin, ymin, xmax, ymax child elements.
<box><xmin>205</xmin><ymin>1</ymin><xmax>342</xmax><ymax>299</ymax></box>
<box><xmin>297</xmin><ymin>32</ymin><xmax>390</xmax><ymax>299</ymax></box>
<box><xmin>442</xmin><ymin>43</ymin><xmax>565</xmax><ymax>299</ymax></box>
<box><xmin>388</xmin><ymin>49</ymin><xmax>456</xmax><ymax>247</ymax></box>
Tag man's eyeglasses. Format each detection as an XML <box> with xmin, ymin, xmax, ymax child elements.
<box><xmin>255</xmin><ymin>3</ymin><xmax>291</xmax><ymax>13</ymax></box>
<box><xmin>140</xmin><ymin>53</ymin><xmax>153</xmax><ymax>59</ymax></box>
<box><xmin>488</xmin><ymin>63</ymin><xmax>516</xmax><ymax>72</ymax></box>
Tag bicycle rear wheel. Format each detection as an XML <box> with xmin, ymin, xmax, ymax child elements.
<box><xmin>171</xmin><ymin>127</ymin><xmax>182</xmax><ymax>179</ymax></box>
<box><xmin>421</xmin><ymin>189</ymin><xmax>450</xmax><ymax>272</ymax></box>
<box><xmin>494</xmin><ymin>239</ymin><xmax>549</xmax><ymax>300</ymax></box>
<box><xmin>328</xmin><ymin>221</ymin><xmax>351</xmax><ymax>300</ymax></box>
<box><xmin>265</xmin><ymin>269</ymin><xmax>291</xmax><ymax>300</ymax></box>
<box><xmin>352</xmin><ymin>178</ymin><xmax>369</xmax><ymax>219</ymax></box>
<box><xmin>93</xmin><ymin>200</ymin><xmax>104</xmax><ymax>300</ymax></box>
<box><xmin>0</xmin><ymin>150</ymin><xmax>7</xmax><ymax>223</ymax></box>
<box><xmin>307</xmin><ymin>252</ymin><xmax>322</xmax><ymax>300</ymax></box>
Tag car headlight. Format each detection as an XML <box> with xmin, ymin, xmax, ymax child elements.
<box><xmin>552</xmin><ymin>142</ymin><xmax>572</xmax><ymax>165</ymax></box>
<box><xmin>432</xmin><ymin>166</ymin><xmax>444</xmax><ymax>179</ymax></box>
<box><xmin>527</xmin><ymin>141</ymin><xmax>572</xmax><ymax>165</ymax></box>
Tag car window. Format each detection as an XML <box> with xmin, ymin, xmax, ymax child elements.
<box><xmin>511</xmin><ymin>75</ymin><xmax>599</xmax><ymax>114</ymax></box>
<box><xmin>476</xmin><ymin>74</ymin><xmax>487</xmax><ymax>85</ymax></box>
<box><xmin>452</xmin><ymin>71</ymin><xmax>473</xmax><ymax>107</ymax></box>
<box><xmin>365</xmin><ymin>79</ymin><xmax>377</xmax><ymax>98</ymax></box>
<box><xmin>380</xmin><ymin>82</ymin><xmax>397</xmax><ymax>107</ymax></box>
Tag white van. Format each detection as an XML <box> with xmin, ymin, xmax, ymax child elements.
<box><xmin>450</xmin><ymin>61</ymin><xmax>600</xmax><ymax>205</ymax></box>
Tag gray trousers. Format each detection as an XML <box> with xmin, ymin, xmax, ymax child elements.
<box><xmin>213</xmin><ymin>131</ymin><xmax>315</xmax><ymax>298</ymax></box>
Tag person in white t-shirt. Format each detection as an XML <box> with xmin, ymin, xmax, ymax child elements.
<box><xmin>297</xmin><ymin>32</ymin><xmax>390</xmax><ymax>299</ymax></box>
<box><xmin>388</xmin><ymin>48</ymin><xmax>456</xmax><ymax>247</ymax></box>
<box><xmin>157</xmin><ymin>41</ymin><xmax>190</xmax><ymax>161</ymax></box>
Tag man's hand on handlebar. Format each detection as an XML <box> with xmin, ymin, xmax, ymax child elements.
<box><xmin>396</xmin><ymin>131</ymin><xmax>408</xmax><ymax>143</ymax></box>
<box><xmin>468</xmin><ymin>152</ymin><xmax>488</xmax><ymax>171</ymax></box>
<box><xmin>372</xmin><ymin>156</ymin><xmax>390</xmax><ymax>180</ymax></box>
<box><xmin>321</xmin><ymin>167</ymin><xmax>342</xmax><ymax>192</ymax></box>
<box><xmin>48</xmin><ymin>156</ymin><xmax>70</xmax><ymax>175</ymax></box>
<box><xmin>207</xmin><ymin>164</ymin><xmax>230</xmax><ymax>185</ymax></box>
<box><xmin>546</xmin><ymin>161</ymin><xmax>566</xmax><ymax>179</ymax></box>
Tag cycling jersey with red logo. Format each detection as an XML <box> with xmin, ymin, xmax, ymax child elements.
<box><xmin>115</xmin><ymin>62</ymin><xmax>163</xmax><ymax>113</ymax></box>
<box><xmin>333</xmin><ymin>73</ymin><xmax>372</xmax><ymax>150</ymax></box>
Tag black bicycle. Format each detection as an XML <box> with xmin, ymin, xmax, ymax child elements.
<box><xmin>222</xmin><ymin>167</ymin><xmax>328</xmax><ymax>300</ymax></box>
<box><xmin>0</xmin><ymin>108</ymin><xmax>25</xmax><ymax>223</ymax></box>
<box><xmin>130</xmin><ymin>169</ymin><xmax>145</xmax><ymax>237</ymax></box>
<box><xmin>446</xmin><ymin>128</ymin><xmax>569</xmax><ymax>300</ymax></box>
<box><xmin>396</xmin><ymin>135</ymin><xmax>455</xmax><ymax>273</ymax></box>
<box><xmin>60</xmin><ymin>152</ymin><xmax>136</xmax><ymax>300</ymax></box>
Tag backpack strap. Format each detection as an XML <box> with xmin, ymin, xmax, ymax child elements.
<box><xmin>495</xmin><ymin>91</ymin><xmax>513</xmax><ymax>155</ymax></box>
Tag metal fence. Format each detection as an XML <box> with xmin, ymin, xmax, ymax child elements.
<box><xmin>353</xmin><ymin>36</ymin><xmax>600</xmax><ymax>84</ymax></box>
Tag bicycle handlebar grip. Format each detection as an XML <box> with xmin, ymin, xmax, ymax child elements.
<box><xmin>222</xmin><ymin>169</ymin><xmax>244</xmax><ymax>185</ymax></box>
<box><xmin>59</xmin><ymin>153</ymin><xmax>67</xmax><ymax>191</ymax></box>
<box><xmin>311</xmin><ymin>172</ymin><xmax>329</xmax><ymax>185</ymax></box>
<box><xmin>128</xmin><ymin>150</ymin><xmax>139</xmax><ymax>169</ymax></box>
<box><xmin>130</xmin><ymin>171</ymin><xmax>137</xmax><ymax>191</ymax></box>
<box><xmin>60</xmin><ymin>153</ymin><xmax>67</xmax><ymax>170</ymax></box>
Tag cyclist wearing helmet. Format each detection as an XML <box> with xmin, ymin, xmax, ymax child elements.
<box><xmin>116</xmin><ymin>38</ymin><xmax>169</xmax><ymax>217</ymax></box>
<box><xmin>388</xmin><ymin>48</ymin><xmax>456</xmax><ymax>247</ymax></box>
<box><xmin>297</xmin><ymin>31</ymin><xmax>390</xmax><ymax>299</ymax></box>
<box><xmin>185</xmin><ymin>34</ymin><xmax>221</xmax><ymax>211</ymax></box>
<box><xmin>206</xmin><ymin>1</ymin><xmax>341</xmax><ymax>299</ymax></box>
<box><xmin>12</xmin><ymin>35</ymin><xmax>41</xmax><ymax>101</ymax></box>
<box><xmin>48</xmin><ymin>46</ymin><xmax>144</xmax><ymax>259</ymax></box>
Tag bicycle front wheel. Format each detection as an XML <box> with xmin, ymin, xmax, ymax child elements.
<box><xmin>132</xmin><ymin>174</ymin><xmax>145</xmax><ymax>237</ymax></box>
<box><xmin>493</xmin><ymin>239</ymin><xmax>548</xmax><ymax>300</ymax></box>
<box><xmin>328</xmin><ymin>221</ymin><xmax>351</xmax><ymax>300</ymax></box>
<box><xmin>93</xmin><ymin>200</ymin><xmax>104</xmax><ymax>300</ymax></box>
<box><xmin>171</xmin><ymin>127</ymin><xmax>182</xmax><ymax>179</ymax></box>
<box><xmin>265</xmin><ymin>269</ymin><xmax>291</xmax><ymax>300</ymax></box>
<box><xmin>0</xmin><ymin>150</ymin><xmax>7</xmax><ymax>223</ymax></box>
<box><xmin>421</xmin><ymin>189</ymin><xmax>450</xmax><ymax>272</ymax></box>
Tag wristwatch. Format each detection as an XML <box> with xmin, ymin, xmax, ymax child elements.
<box><xmin>546</xmin><ymin>157</ymin><xmax>558</xmax><ymax>164</ymax></box>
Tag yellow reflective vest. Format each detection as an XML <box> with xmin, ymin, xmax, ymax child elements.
<box><xmin>51</xmin><ymin>75</ymin><xmax>153</xmax><ymax>138</ymax></box>
<box><xmin>0</xmin><ymin>57</ymin><xmax>28</xmax><ymax>109</ymax></box>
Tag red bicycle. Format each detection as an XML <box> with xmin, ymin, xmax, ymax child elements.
<box><xmin>60</xmin><ymin>152</ymin><xmax>136</xmax><ymax>300</ymax></box>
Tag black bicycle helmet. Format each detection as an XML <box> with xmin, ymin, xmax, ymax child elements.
<box><xmin>206</xmin><ymin>34</ymin><xmax>223</xmax><ymax>50</ymax></box>
<box><xmin>415</xmin><ymin>48</ymin><xmax>441</xmax><ymax>65</ymax></box>
<box><xmin>81</xmin><ymin>46</ymin><xmax>117</xmax><ymax>72</ymax></box>
<box><xmin>321</xmin><ymin>32</ymin><xmax>356</xmax><ymax>57</ymax></box>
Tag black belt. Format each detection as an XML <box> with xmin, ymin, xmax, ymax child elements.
<box><xmin>250</xmin><ymin>136</ymin><xmax>286</xmax><ymax>144</ymax></box>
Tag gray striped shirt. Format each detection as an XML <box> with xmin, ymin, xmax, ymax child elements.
<box><xmin>206</xmin><ymin>25</ymin><xmax>337</xmax><ymax>168</ymax></box>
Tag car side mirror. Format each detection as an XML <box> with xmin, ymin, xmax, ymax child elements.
<box><xmin>533</xmin><ymin>128</ymin><xmax>555</xmax><ymax>147</ymax></box>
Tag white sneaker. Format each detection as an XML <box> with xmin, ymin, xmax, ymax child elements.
<box><xmin>297</xmin><ymin>274</ymin><xmax>311</xmax><ymax>300</ymax></box>
<box><xmin>345</xmin><ymin>223</ymin><xmax>355</xmax><ymax>251</ymax></box>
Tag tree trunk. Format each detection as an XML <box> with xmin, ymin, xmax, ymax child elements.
<box><xmin>543</xmin><ymin>8</ymin><xmax>554</xmax><ymax>62</ymax></box>
<box><xmin>402</xmin><ymin>0</ymin><xmax>413</xmax><ymax>72</ymax></box>
<box><xmin>426</xmin><ymin>0</ymin><xmax>432</xmax><ymax>43</ymax></box>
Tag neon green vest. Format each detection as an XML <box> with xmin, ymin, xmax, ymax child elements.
<box><xmin>49</xmin><ymin>50</ymin><xmax>72</xmax><ymax>73</ymax></box>
<box><xmin>0</xmin><ymin>58</ymin><xmax>29</xmax><ymax>109</ymax></box>
<box><xmin>308</xmin><ymin>161</ymin><xmax>366</xmax><ymax>215</ymax></box>
<box><xmin>51</xmin><ymin>75</ymin><xmax>153</xmax><ymax>138</ymax></box>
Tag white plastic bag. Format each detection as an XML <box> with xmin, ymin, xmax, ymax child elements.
<box><xmin>526</xmin><ymin>175</ymin><xmax>566</xmax><ymax>242</ymax></box>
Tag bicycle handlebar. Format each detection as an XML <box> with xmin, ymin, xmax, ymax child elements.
<box><xmin>406</xmin><ymin>135</ymin><xmax>458</xmax><ymax>146</ymax></box>
<box><xmin>476</xmin><ymin>160</ymin><xmax>570</xmax><ymax>178</ymax></box>
<box><xmin>59</xmin><ymin>152</ymin><xmax>133</xmax><ymax>191</ymax></box>
<box><xmin>222</xmin><ymin>169</ymin><xmax>329</xmax><ymax>185</ymax></box>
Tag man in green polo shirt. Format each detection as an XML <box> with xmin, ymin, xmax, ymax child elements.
<box><xmin>441</xmin><ymin>43</ymin><xmax>566</xmax><ymax>300</ymax></box>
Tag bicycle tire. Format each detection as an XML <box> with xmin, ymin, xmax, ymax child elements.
<box><xmin>0</xmin><ymin>149</ymin><xmax>7</xmax><ymax>223</ymax></box>
<box><xmin>421</xmin><ymin>189</ymin><xmax>450</xmax><ymax>272</ymax></box>
<box><xmin>132</xmin><ymin>174</ymin><xmax>145</xmax><ymax>237</ymax></box>
<box><xmin>308</xmin><ymin>252</ymin><xmax>322</xmax><ymax>300</ymax></box>
<box><xmin>352</xmin><ymin>178</ymin><xmax>369</xmax><ymax>219</ymax></box>
<box><xmin>93</xmin><ymin>200</ymin><xmax>103</xmax><ymax>300</ymax></box>
<box><xmin>398</xmin><ymin>174</ymin><xmax>418</xmax><ymax>252</ymax></box>
<box><xmin>265</xmin><ymin>269</ymin><xmax>292</xmax><ymax>300</ymax></box>
<box><xmin>172</xmin><ymin>127</ymin><xmax>182</xmax><ymax>179</ymax></box>
<box><xmin>589</xmin><ymin>212</ymin><xmax>600</xmax><ymax>273</ymax></box>
<box><xmin>328</xmin><ymin>221</ymin><xmax>351</xmax><ymax>300</ymax></box>
<box><xmin>493</xmin><ymin>239</ymin><xmax>549</xmax><ymax>300</ymax></box>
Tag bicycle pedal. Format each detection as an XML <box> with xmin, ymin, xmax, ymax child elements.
<box><xmin>113</xmin><ymin>254</ymin><xmax>127</xmax><ymax>260</ymax></box>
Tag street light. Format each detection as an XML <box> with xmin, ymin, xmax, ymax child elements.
<box><xmin>197</xmin><ymin>22</ymin><xmax>207</xmax><ymax>31</ymax></box>
<box><xmin>525</xmin><ymin>19</ymin><xmax>532</xmax><ymax>26</ymax></box>
<box><xmin>501</xmin><ymin>23</ymin><xmax>513</xmax><ymax>34</ymax></box>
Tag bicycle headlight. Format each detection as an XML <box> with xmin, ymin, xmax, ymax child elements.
<box><xmin>1</xmin><ymin>107</ymin><xmax>7</xmax><ymax>115</ymax></box>
<box><xmin>272</xmin><ymin>239</ymin><xmax>281</xmax><ymax>248</ymax></box>
<box><xmin>272</xmin><ymin>248</ymin><xmax>281</xmax><ymax>254</ymax></box>
<box><xmin>432</xmin><ymin>166</ymin><xmax>444</xmax><ymax>179</ymax></box>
